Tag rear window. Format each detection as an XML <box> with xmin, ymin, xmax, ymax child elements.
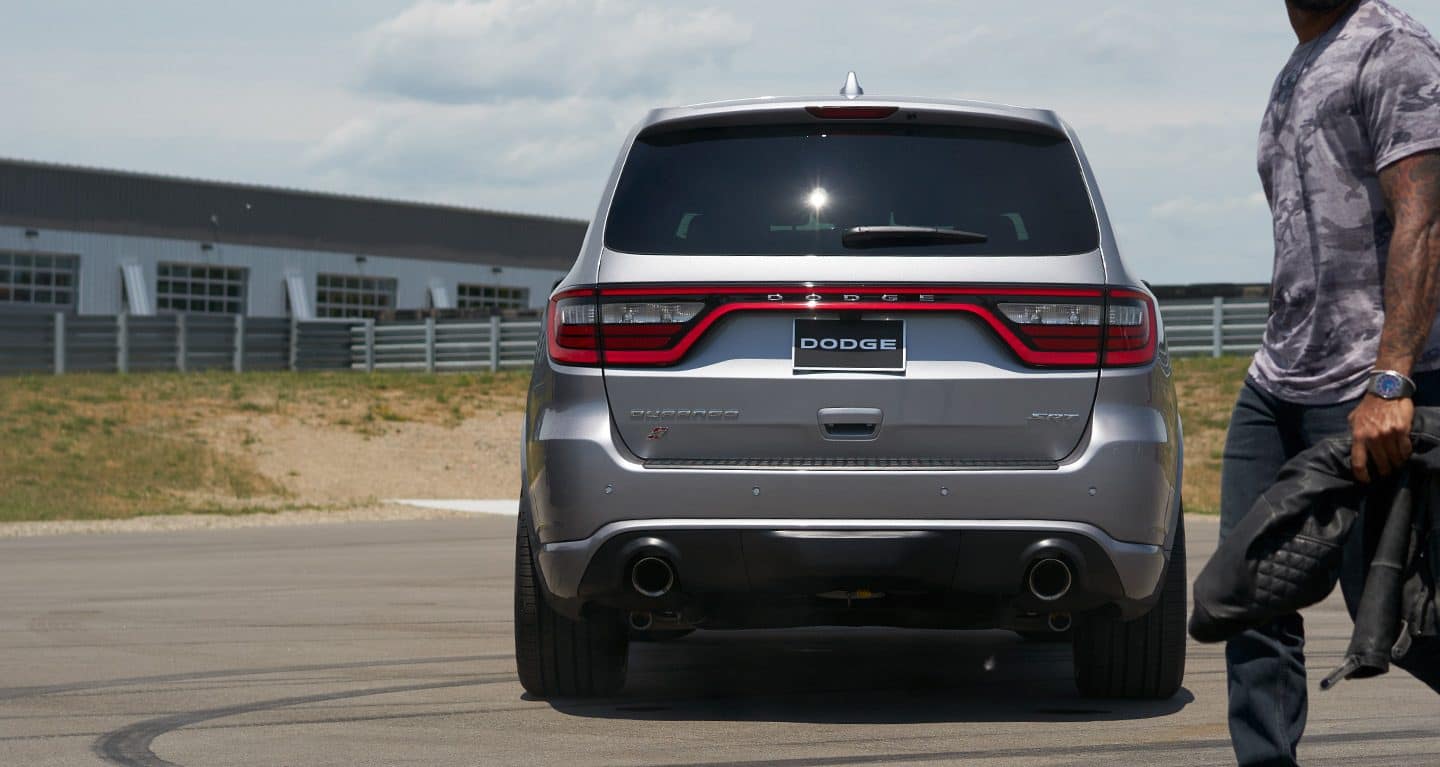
<box><xmin>603</xmin><ymin>123</ymin><xmax>1100</xmax><ymax>257</ymax></box>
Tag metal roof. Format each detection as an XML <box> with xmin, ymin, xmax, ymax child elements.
<box><xmin>0</xmin><ymin>157</ymin><xmax>587</xmax><ymax>270</ymax></box>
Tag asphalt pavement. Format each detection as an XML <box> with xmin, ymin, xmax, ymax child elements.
<box><xmin>2</xmin><ymin>515</ymin><xmax>1437</xmax><ymax>766</ymax></box>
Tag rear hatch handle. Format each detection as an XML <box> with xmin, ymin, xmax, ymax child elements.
<box><xmin>818</xmin><ymin>408</ymin><xmax>883</xmax><ymax>441</ymax></box>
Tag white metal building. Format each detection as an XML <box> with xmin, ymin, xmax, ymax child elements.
<box><xmin>0</xmin><ymin>158</ymin><xmax>585</xmax><ymax>319</ymax></box>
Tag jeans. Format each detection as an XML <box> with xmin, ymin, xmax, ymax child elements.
<box><xmin>1220</xmin><ymin>371</ymin><xmax>1440</xmax><ymax>767</ymax></box>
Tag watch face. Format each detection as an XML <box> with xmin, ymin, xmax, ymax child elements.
<box><xmin>1376</xmin><ymin>373</ymin><xmax>1404</xmax><ymax>398</ymax></box>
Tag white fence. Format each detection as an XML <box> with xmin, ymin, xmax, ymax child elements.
<box><xmin>4</xmin><ymin>297</ymin><xmax>1265</xmax><ymax>376</ymax></box>
<box><xmin>0</xmin><ymin>312</ymin><xmax>353</xmax><ymax>375</ymax></box>
<box><xmin>1160</xmin><ymin>298</ymin><xmax>1268</xmax><ymax>358</ymax></box>
<box><xmin>347</xmin><ymin>298</ymin><xmax>1268</xmax><ymax>370</ymax></box>
<box><xmin>0</xmin><ymin>313</ymin><xmax>541</xmax><ymax>376</ymax></box>
<box><xmin>348</xmin><ymin>316</ymin><xmax>542</xmax><ymax>372</ymax></box>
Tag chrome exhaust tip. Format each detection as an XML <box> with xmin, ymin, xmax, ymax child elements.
<box><xmin>1047</xmin><ymin>611</ymin><xmax>1073</xmax><ymax>633</ymax></box>
<box><xmin>628</xmin><ymin>611</ymin><xmax>654</xmax><ymax>631</ymax></box>
<box><xmin>1027</xmin><ymin>557</ymin><xmax>1073</xmax><ymax>602</ymax></box>
<box><xmin>630</xmin><ymin>556</ymin><xmax>675</xmax><ymax>598</ymax></box>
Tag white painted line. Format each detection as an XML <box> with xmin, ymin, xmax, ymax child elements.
<box><xmin>390</xmin><ymin>499</ymin><xmax>518</xmax><ymax>516</ymax></box>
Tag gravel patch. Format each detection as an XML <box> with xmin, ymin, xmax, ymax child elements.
<box><xmin>204</xmin><ymin>412</ymin><xmax>523</xmax><ymax>503</ymax></box>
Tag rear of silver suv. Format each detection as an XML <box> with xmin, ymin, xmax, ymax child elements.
<box><xmin>514</xmin><ymin>89</ymin><xmax>1185</xmax><ymax>700</ymax></box>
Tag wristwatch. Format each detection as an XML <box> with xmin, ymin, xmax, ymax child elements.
<box><xmin>1368</xmin><ymin>369</ymin><xmax>1417</xmax><ymax>400</ymax></box>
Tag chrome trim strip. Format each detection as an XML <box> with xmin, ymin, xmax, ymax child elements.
<box><xmin>641</xmin><ymin>458</ymin><xmax>1061</xmax><ymax>472</ymax></box>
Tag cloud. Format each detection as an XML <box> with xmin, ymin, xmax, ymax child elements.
<box><xmin>316</xmin><ymin>0</ymin><xmax>752</xmax><ymax>212</ymax></box>
<box><xmin>1133</xmin><ymin>192</ymin><xmax>1275</xmax><ymax>283</ymax></box>
<box><xmin>1150</xmin><ymin>192</ymin><xmax>1269</xmax><ymax>224</ymax></box>
<box><xmin>1073</xmin><ymin>6</ymin><xmax>1176</xmax><ymax>69</ymax></box>
<box><xmin>360</xmin><ymin>0</ymin><xmax>752</xmax><ymax>104</ymax></box>
<box><xmin>306</xmin><ymin>97</ymin><xmax>635</xmax><ymax>194</ymax></box>
<box><xmin>300</xmin><ymin>0</ymin><xmax>1296</xmax><ymax>279</ymax></box>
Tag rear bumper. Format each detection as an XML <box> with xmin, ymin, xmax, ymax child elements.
<box><xmin>537</xmin><ymin>519</ymin><xmax>1166</xmax><ymax>623</ymax></box>
<box><xmin>527</xmin><ymin>370</ymin><xmax>1179</xmax><ymax>549</ymax></box>
<box><xmin>524</xmin><ymin>363</ymin><xmax>1182</xmax><ymax>623</ymax></box>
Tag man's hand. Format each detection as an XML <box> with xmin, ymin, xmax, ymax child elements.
<box><xmin>1356</xmin><ymin>150</ymin><xmax>1440</xmax><ymax>483</ymax></box>
<box><xmin>1349</xmin><ymin>394</ymin><xmax>1415</xmax><ymax>483</ymax></box>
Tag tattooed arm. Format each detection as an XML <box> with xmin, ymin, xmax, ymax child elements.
<box><xmin>1350</xmin><ymin>150</ymin><xmax>1440</xmax><ymax>482</ymax></box>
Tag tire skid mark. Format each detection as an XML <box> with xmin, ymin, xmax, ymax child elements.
<box><xmin>2</xmin><ymin>703</ymin><xmax>540</xmax><ymax>745</ymax></box>
<box><xmin>94</xmin><ymin>674</ymin><xmax>512</xmax><ymax>767</ymax></box>
<box><xmin>639</xmin><ymin>727</ymin><xmax>1440</xmax><ymax>767</ymax></box>
<box><xmin>0</xmin><ymin>654</ymin><xmax>509</xmax><ymax>702</ymax></box>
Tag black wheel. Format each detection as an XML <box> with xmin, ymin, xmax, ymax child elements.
<box><xmin>514</xmin><ymin>499</ymin><xmax>628</xmax><ymax>698</ymax></box>
<box><xmin>629</xmin><ymin>628</ymin><xmax>695</xmax><ymax>642</ymax></box>
<box><xmin>1072</xmin><ymin>516</ymin><xmax>1187</xmax><ymax>699</ymax></box>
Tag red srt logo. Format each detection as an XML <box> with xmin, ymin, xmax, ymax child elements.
<box><xmin>647</xmin><ymin>426</ymin><xmax>670</xmax><ymax>440</ymax></box>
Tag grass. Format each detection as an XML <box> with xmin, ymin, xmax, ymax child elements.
<box><xmin>1</xmin><ymin>361</ymin><xmax>1248</xmax><ymax>523</ymax></box>
<box><xmin>1172</xmin><ymin>356</ymin><xmax>1253</xmax><ymax>515</ymax></box>
<box><xmin>0</xmin><ymin>370</ymin><xmax>528</xmax><ymax>522</ymax></box>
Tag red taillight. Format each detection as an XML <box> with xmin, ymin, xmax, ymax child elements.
<box><xmin>546</xmin><ymin>289</ymin><xmax>599</xmax><ymax>365</ymax></box>
<box><xmin>805</xmin><ymin>106</ymin><xmax>899</xmax><ymax>119</ymax></box>
<box><xmin>596</xmin><ymin>299</ymin><xmax>706</xmax><ymax>364</ymax></box>
<box><xmin>545</xmin><ymin>285</ymin><xmax>1157</xmax><ymax>369</ymax></box>
<box><xmin>1101</xmin><ymin>289</ymin><xmax>1157</xmax><ymax>367</ymax></box>
<box><xmin>547</xmin><ymin>289</ymin><xmax>706</xmax><ymax>366</ymax></box>
<box><xmin>993</xmin><ymin>290</ymin><xmax>1157</xmax><ymax>368</ymax></box>
<box><xmin>993</xmin><ymin>300</ymin><xmax>1102</xmax><ymax>366</ymax></box>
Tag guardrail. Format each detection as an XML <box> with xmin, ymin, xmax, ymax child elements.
<box><xmin>347</xmin><ymin>317</ymin><xmax>542</xmax><ymax>372</ymax></box>
<box><xmin>1160</xmin><ymin>298</ymin><xmax>1268</xmax><ymax>358</ymax></box>
<box><xmin>1</xmin><ymin>298</ymin><xmax>1263</xmax><ymax>376</ymax></box>
<box><xmin>0</xmin><ymin>312</ymin><xmax>542</xmax><ymax>376</ymax></box>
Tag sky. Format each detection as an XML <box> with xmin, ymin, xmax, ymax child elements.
<box><xmin>3</xmin><ymin>0</ymin><xmax>1439</xmax><ymax>285</ymax></box>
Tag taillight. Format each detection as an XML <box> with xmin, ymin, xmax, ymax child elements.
<box><xmin>993</xmin><ymin>299</ymin><xmax>1105</xmax><ymax>366</ymax></box>
<box><xmin>546</xmin><ymin>289</ymin><xmax>599</xmax><ymax>365</ymax></box>
<box><xmin>600</xmin><ymin>302</ymin><xmax>704</xmax><ymax>324</ymax></box>
<box><xmin>1101</xmin><ymin>289</ymin><xmax>1157</xmax><ymax>367</ymax></box>
<box><xmin>598</xmin><ymin>301</ymin><xmax>705</xmax><ymax>353</ymax></box>
<box><xmin>993</xmin><ymin>290</ymin><xmax>1157</xmax><ymax>368</ymax></box>
<box><xmin>545</xmin><ymin>285</ymin><xmax>1157</xmax><ymax>369</ymax></box>
<box><xmin>547</xmin><ymin>290</ymin><xmax>710</xmax><ymax>366</ymax></box>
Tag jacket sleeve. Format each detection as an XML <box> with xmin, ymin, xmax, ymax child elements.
<box><xmin>1190</xmin><ymin>437</ymin><xmax>1366</xmax><ymax>643</ymax></box>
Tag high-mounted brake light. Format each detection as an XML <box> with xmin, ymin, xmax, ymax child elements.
<box><xmin>805</xmin><ymin>106</ymin><xmax>899</xmax><ymax>119</ymax></box>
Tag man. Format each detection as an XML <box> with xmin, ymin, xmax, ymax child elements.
<box><xmin>1221</xmin><ymin>1</ymin><xmax>1440</xmax><ymax>764</ymax></box>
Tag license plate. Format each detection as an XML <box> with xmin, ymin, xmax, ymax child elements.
<box><xmin>793</xmin><ymin>319</ymin><xmax>905</xmax><ymax>372</ymax></box>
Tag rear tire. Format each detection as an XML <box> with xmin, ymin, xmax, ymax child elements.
<box><xmin>514</xmin><ymin>500</ymin><xmax>628</xmax><ymax>698</ymax></box>
<box><xmin>1072</xmin><ymin>516</ymin><xmax>1187</xmax><ymax>699</ymax></box>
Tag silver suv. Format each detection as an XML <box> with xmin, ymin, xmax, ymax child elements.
<box><xmin>515</xmin><ymin>77</ymin><xmax>1186</xmax><ymax>700</ymax></box>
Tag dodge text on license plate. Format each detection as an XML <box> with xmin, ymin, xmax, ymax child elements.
<box><xmin>793</xmin><ymin>319</ymin><xmax>905</xmax><ymax>372</ymax></box>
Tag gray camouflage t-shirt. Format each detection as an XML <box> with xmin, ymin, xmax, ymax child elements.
<box><xmin>1251</xmin><ymin>0</ymin><xmax>1440</xmax><ymax>404</ymax></box>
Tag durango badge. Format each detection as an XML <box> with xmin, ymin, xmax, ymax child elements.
<box><xmin>630</xmin><ymin>409</ymin><xmax>740</xmax><ymax>421</ymax></box>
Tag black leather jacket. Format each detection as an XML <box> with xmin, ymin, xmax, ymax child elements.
<box><xmin>1189</xmin><ymin>407</ymin><xmax>1440</xmax><ymax>688</ymax></box>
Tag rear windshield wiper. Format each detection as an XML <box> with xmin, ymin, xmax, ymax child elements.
<box><xmin>841</xmin><ymin>226</ymin><xmax>989</xmax><ymax>249</ymax></box>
